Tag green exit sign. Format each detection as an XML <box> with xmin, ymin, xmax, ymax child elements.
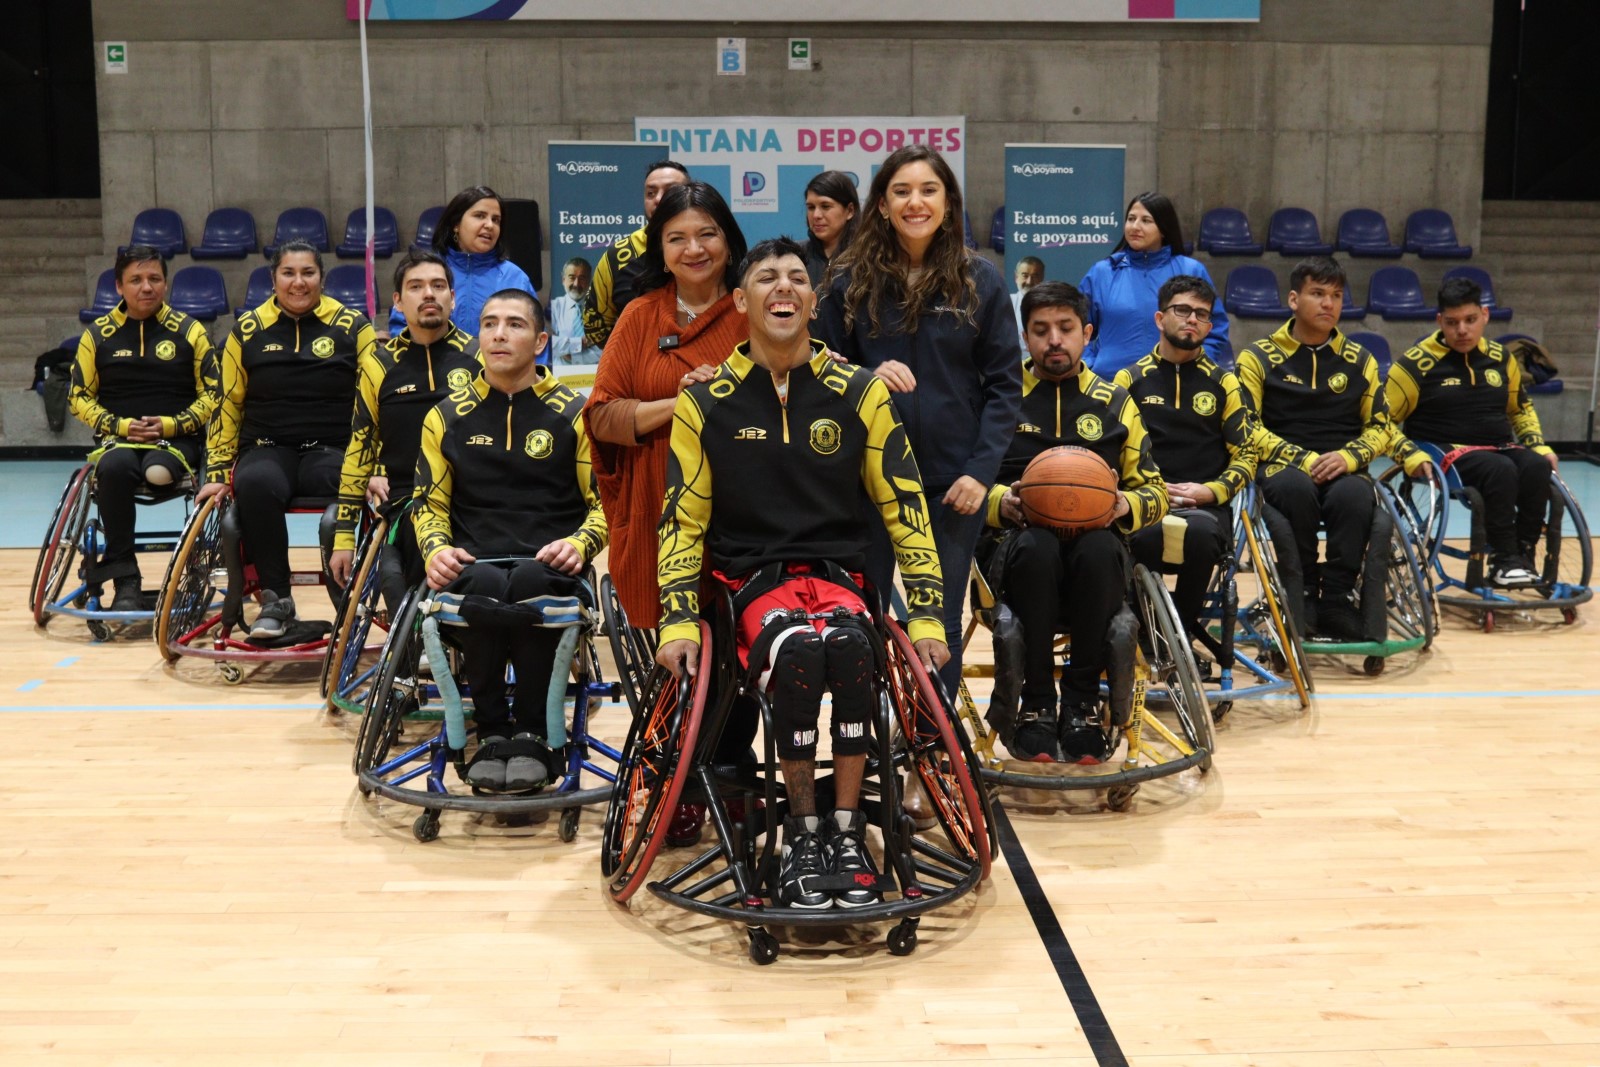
<box><xmin>788</xmin><ymin>38</ymin><xmax>812</xmax><ymax>71</ymax></box>
<box><xmin>104</xmin><ymin>42</ymin><xmax>127</xmax><ymax>74</ymax></box>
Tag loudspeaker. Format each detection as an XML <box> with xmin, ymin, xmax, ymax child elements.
<box><xmin>499</xmin><ymin>198</ymin><xmax>544</xmax><ymax>294</ymax></box>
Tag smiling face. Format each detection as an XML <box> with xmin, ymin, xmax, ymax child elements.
<box><xmin>478</xmin><ymin>296</ymin><xmax>547</xmax><ymax>383</ymax></box>
<box><xmin>1014</xmin><ymin>261</ymin><xmax>1042</xmax><ymax>293</ymax></box>
<box><xmin>273</xmin><ymin>251</ymin><xmax>323</xmax><ymax>315</ymax></box>
<box><xmin>735</xmin><ymin>252</ymin><xmax>816</xmax><ymax>353</ymax></box>
<box><xmin>116</xmin><ymin>259</ymin><xmax>167</xmax><ymax>320</ymax></box>
<box><xmin>660</xmin><ymin>208</ymin><xmax>728</xmax><ymax>291</ymax></box>
<box><xmin>455</xmin><ymin>197</ymin><xmax>501</xmax><ymax>255</ymax></box>
<box><xmin>1123</xmin><ymin>200</ymin><xmax>1162</xmax><ymax>252</ymax></box>
<box><xmin>880</xmin><ymin>160</ymin><xmax>948</xmax><ymax>257</ymax></box>
<box><xmin>561</xmin><ymin>262</ymin><xmax>591</xmax><ymax>301</ymax></box>
<box><xmin>805</xmin><ymin>192</ymin><xmax>856</xmax><ymax>249</ymax></box>
<box><xmin>394</xmin><ymin>262</ymin><xmax>453</xmax><ymax>332</ymax></box>
<box><xmin>1025</xmin><ymin>303</ymin><xmax>1092</xmax><ymax>381</ymax></box>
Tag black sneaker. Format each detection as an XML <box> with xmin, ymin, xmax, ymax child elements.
<box><xmin>1315</xmin><ymin>596</ymin><xmax>1365</xmax><ymax>641</ymax></box>
<box><xmin>464</xmin><ymin>735</ymin><xmax>508</xmax><ymax>790</ymax></box>
<box><xmin>777</xmin><ymin>815</ymin><xmax>832</xmax><ymax>910</ymax></box>
<box><xmin>1058</xmin><ymin>700</ymin><xmax>1110</xmax><ymax>766</ymax></box>
<box><xmin>504</xmin><ymin>732</ymin><xmax>550</xmax><ymax>791</ymax></box>
<box><xmin>110</xmin><ymin>576</ymin><xmax>143</xmax><ymax>613</ymax></box>
<box><xmin>1488</xmin><ymin>555</ymin><xmax>1538</xmax><ymax>588</ymax></box>
<box><xmin>249</xmin><ymin>591</ymin><xmax>296</xmax><ymax>640</ymax></box>
<box><xmin>826</xmin><ymin>809</ymin><xmax>882</xmax><ymax>909</ymax></box>
<box><xmin>1008</xmin><ymin>705</ymin><xmax>1063</xmax><ymax>763</ymax></box>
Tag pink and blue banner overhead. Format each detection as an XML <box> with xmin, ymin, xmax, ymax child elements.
<box><xmin>347</xmin><ymin>0</ymin><xmax>1255</xmax><ymax>20</ymax></box>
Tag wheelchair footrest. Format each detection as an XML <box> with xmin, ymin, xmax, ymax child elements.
<box><xmin>246</xmin><ymin>618</ymin><xmax>333</xmax><ymax>649</ymax></box>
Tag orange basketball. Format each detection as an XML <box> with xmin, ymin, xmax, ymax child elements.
<box><xmin>1015</xmin><ymin>446</ymin><xmax>1118</xmax><ymax>534</ymax></box>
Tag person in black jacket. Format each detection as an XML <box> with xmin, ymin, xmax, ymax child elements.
<box><xmin>813</xmin><ymin>145</ymin><xmax>1023</xmax><ymax>691</ymax></box>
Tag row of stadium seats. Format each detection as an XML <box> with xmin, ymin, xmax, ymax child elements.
<box><xmin>117</xmin><ymin>205</ymin><xmax>446</xmax><ymax>262</ymax></box>
<box><xmin>1223</xmin><ymin>264</ymin><xmax>1512</xmax><ymax>322</ymax></box>
<box><xmin>81</xmin><ymin>263</ymin><xmax>379</xmax><ymax>323</ymax></box>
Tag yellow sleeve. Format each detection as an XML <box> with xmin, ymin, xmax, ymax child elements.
<box><xmin>1505</xmin><ymin>355</ymin><xmax>1552</xmax><ymax>456</ymax></box>
<box><xmin>984</xmin><ymin>481</ymin><xmax>1011</xmax><ymax>529</ymax></box>
<box><xmin>1332</xmin><ymin>356</ymin><xmax>1394</xmax><ymax>473</ymax></box>
<box><xmin>1235</xmin><ymin>347</ymin><xmax>1299</xmax><ymax>470</ymax></box>
<box><xmin>581</xmin><ymin>244</ymin><xmax>620</xmax><ymax>349</ymax></box>
<box><xmin>68</xmin><ymin>330</ymin><xmax>125</xmax><ymax>437</ymax></box>
<box><xmin>206</xmin><ymin>328</ymin><xmax>247</xmax><ymax>483</ymax></box>
<box><xmin>1114</xmin><ymin>392</ymin><xmax>1168</xmax><ymax>533</ymax></box>
<box><xmin>857</xmin><ymin>376</ymin><xmax>944</xmax><ymax>644</ymax></box>
<box><xmin>563</xmin><ymin>410</ymin><xmax>610</xmax><ymax>563</ymax></box>
<box><xmin>655</xmin><ymin>391</ymin><xmax>712</xmax><ymax>646</ymax></box>
<box><xmin>334</xmin><ymin>347</ymin><xmax>387</xmax><ymax>551</ymax></box>
<box><xmin>1384</xmin><ymin>361</ymin><xmax>1428</xmax><ymax>475</ymax></box>
<box><xmin>411</xmin><ymin>407</ymin><xmax>454</xmax><ymax>567</ymax></box>
<box><xmin>1203</xmin><ymin>371</ymin><xmax>1259</xmax><ymax>506</ymax></box>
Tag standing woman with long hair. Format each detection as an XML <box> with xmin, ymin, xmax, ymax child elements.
<box><xmin>802</xmin><ymin>170</ymin><xmax>859</xmax><ymax>287</ymax></box>
<box><xmin>1077</xmin><ymin>192</ymin><xmax>1231</xmax><ymax>377</ymax></box>
<box><xmin>813</xmin><ymin>145</ymin><xmax>1022</xmax><ymax>689</ymax></box>
<box><xmin>389</xmin><ymin>184</ymin><xmax>537</xmax><ymax>339</ymax></box>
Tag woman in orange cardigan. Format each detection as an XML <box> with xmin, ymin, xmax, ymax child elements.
<box><xmin>584</xmin><ymin>182</ymin><xmax>749</xmax><ymax>845</ymax></box>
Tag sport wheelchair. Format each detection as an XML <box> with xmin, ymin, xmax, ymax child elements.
<box><xmin>600</xmin><ymin>587</ymin><xmax>992</xmax><ymax>965</ymax></box>
<box><xmin>30</xmin><ymin>442</ymin><xmax>198</xmax><ymax>641</ymax></box>
<box><xmin>955</xmin><ymin>561</ymin><xmax>1214</xmax><ymax>812</ymax></box>
<box><xmin>321</xmin><ymin>501</ymin><xmax>413</xmax><ymax>716</ymax></box>
<box><xmin>1382</xmin><ymin>444</ymin><xmax>1591</xmax><ymax>632</ymax></box>
<box><xmin>599</xmin><ymin>572</ymin><xmax>657</xmax><ymax>718</ymax></box>
<box><xmin>354</xmin><ymin>567</ymin><xmax>622</xmax><ymax>843</ymax></box>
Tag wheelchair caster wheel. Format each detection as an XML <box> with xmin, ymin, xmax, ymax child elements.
<box><xmin>1211</xmin><ymin>701</ymin><xmax>1232</xmax><ymax>723</ymax></box>
<box><xmin>413</xmin><ymin>812</ymin><xmax>440</xmax><ymax>842</ymax></box>
<box><xmin>218</xmin><ymin>663</ymin><xmax>244</xmax><ymax>685</ymax></box>
<box><xmin>1106</xmin><ymin>784</ymin><xmax>1138</xmax><ymax>812</ymax></box>
<box><xmin>1482</xmin><ymin>610</ymin><xmax>1495</xmax><ymax>633</ymax></box>
<box><xmin>748</xmin><ymin>927</ymin><xmax>780</xmax><ymax>966</ymax></box>
<box><xmin>558</xmin><ymin>807</ymin><xmax>580</xmax><ymax>843</ymax></box>
<box><xmin>1563</xmin><ymin>608</ymin><xmax>1578</xmax><ymax>625</ymax></box>
<box><xmin>886</xmin><ymin>920</ymin><xmax>918</xmax><ymax>957</ymax></box>
<box><xmin>1362</xmin><ymin>656</ymin><xmax>1384</xmax><ymax>677</ymax></box>
<box><xmin>358</xmin><ymin>784</ymin><xmax>373</xmax><ymax>798</ymax></box>
<box><xmin>87</xmin><ymin>620</ymin><xmax>113</xmax><ymax>642</ymax></box>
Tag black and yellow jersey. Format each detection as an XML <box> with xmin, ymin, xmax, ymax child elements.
<box><xmin>69</xmin><ymin>301</ymin><xmax>216</xmax><ymax>440</ymax></box>
<box><xmin>333</xmin><ymin>323</ymin><xmax>481</xmax><ymax>551</ymax></box>
<box><xmin>412</xmin><ymin>367</ymin><xmax>606</xmax><ymax>568</ymax></box>
<box><xmin>983</xmin><ymin>362</ymin><xmax>1167</xmax><ymax>534</ymax></box>
<box><xmin>1386</xmin><ymin>332</ymin><xmax>1552</xmax><ymax>475</ymax></box>
<box><xmin>581</xmin><ymin>227</ymin><xmax>648</xmax><ymax>349</ymax></box>
<box><xmin>1113</xmin><ymin>349</ymin><xmax>1257</xmax><ymax>506</ymax></box>
<box><xmin>1235</xmin><ymin>320</ymin><xmax>1393</xmax><ymax>475</ymax></box>
<box><xmin>207</xmin><ymin>296</ymin><xmax>374</xmax><ymax>483</ymax></box>
<box><xmin>656</xmin><ymin>342</ymin><xmax>944</xmax><ymax>648</ymax></box>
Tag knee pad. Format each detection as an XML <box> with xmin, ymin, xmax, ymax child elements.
<box><xmin>770</xmin><ymin>629</ymin><xmax>825</xmax><ymax>760</ymax></box>
<box><xmin>143</xmin><ymin>464</ymin><xmax>174</xmax><ymax>487</ymax></box>
<box><xmin>823</xmin><ymin>626</ymin><xmax>874</xmax><ymax>756</ymax></box>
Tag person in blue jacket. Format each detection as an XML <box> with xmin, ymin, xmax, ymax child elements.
<box><xmin>814</xmin><ymin>145</ymin><xmax>1023</xmax><ymax>691</ymax></box>
<box><xmin>1078</xmin><ymin>192</ymin><xmax>1230</xmax><ymax>377</ymax></box>
<box><xmin>390</xmin><ymin>185</ymin><xmax>537</xmax><ymax>352</ymax></box>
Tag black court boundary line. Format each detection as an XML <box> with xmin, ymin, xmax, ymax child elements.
<box><xmin>991</xmin><ymin>802</ymin><xmax>1128</xmax><ymax>1067</ymax></box>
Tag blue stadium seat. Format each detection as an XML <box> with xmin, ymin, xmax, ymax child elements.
<box><xmin>1334</xmin><ymin>208</ymin><xmax>1402</xmax><ymax>258</ymax></box>
<box><xmin>325</xmin><ymin>264</ymin><xmax>375</xmax><ymax>314</ymax></box>
<box><xmin>1403</xmin><ymin>209</ymin><xmax>1472</xmax><ymax>258</ymax></box>
<box><xmin>335</xmin><ymin>207</ymin><xmax>400</xmax><ymax>259</ymax></box>
<box><xmin>1345</xmin><ymin>330</ymin><xmax>1392</xmax><ymax>377</ymax></box>
<box><xmin>167</xmin><ymin>266</ymin><xmax>229</xmax><ymax>322</ymax></box>
<box><xmin>79</xmin><ymin>270</ymin><xmax>119</xmax><ymax>323</ymax></box>
<box><xmin>412</xmin><ymin>206</ymin><xmax>445</xmax><ymax>251</ymax></box>
<box><xmin>1222</xmin><ymin>265</ymin><xmax>1292</xmax><ymax>318</ymax></box>
<box><xmin>118</xmin><ymin>208</ymin><xmax>187</xmax><ymax>259</ymax></box>
<box><xmin>990</xmin><ymin>205</ymin><xmax>1005</xmax><ymax>253</ymax></box>
<box><xmin>59</xmin><ymin>335</ymin><xmax>79</xmax><ymax>351</ymax></box>
<box><xmin>1341</xmin><ymin>286</ymin><xmax>1368</xmax><ymax>320</ymax></box>
<box><xmin>235</xmin><ymin>266</ymin><xmax>273</xmax><ymax>318</ymax></box>
<box><xmin>264</xmin><ymin>207</ymin><xmax>331</xmax><ymax>257</ymax></box>
<box><xmin>963</xmin><ymin>209</ymin><xmax>977</xmax><ymax>251</ymax></box>
<box><xmin>1197</xmin><ymin>208</ymin><xmax>1263</xmax><ymax>256</ymax></box>
<box><xmin>1442</xmin><ymin>265</ymin><xmax>1513</xmax><ymax>321</ymax></box>
<box><xmin>1265</xmin><ymin>207</ymin><xmax>1333</xmax><ymax>256</ymax></box>
<box><xmin>1367</xmin><ymin>266</ymin><xmax>1436</xmax><ymax>320</ymax></box>
<box><xmin>190</xmin><ymin>208</ymin><xmax>259</xmax><ymax>259</ymax></box>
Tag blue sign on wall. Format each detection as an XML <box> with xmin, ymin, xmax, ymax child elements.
<box><xmin>1003</xmin><ymin>144</ymin><xmax>1127</xmax><ymax>293</ymax></box>
<box><xmin>547</xmin><ymin>141</ymin><xmax>665</xmax><ymax>275</ymax></box>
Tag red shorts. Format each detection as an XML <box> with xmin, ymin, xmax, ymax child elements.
<box><xmin>721</xmin><ymin>564</ymin><xmax>868</xmax><ymax>670</ymax></box>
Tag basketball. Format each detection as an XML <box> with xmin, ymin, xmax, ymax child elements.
<box><xmin>1015</xmin><ymin>446</ymin><xmax>1118</xmax><ymax>534</ymax></box>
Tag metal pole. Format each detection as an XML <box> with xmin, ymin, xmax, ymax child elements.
<box><xmin>358</xmin><ymin>1</ymin><xmax>377</xmax><ymax>323</ymax></box>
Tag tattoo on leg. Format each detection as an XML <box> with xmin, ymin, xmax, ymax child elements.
<box><xmin>780</xmin><ymin>758</ymin><xmax>816</xmax><ymax>817</ymax></box>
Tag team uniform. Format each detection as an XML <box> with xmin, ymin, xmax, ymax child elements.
<box><xmin>333</xmin><ymin>322</ymin><xmax>480</xmax><ymax>608</ymax></box>
<box><xmin>413</xmin><ymin>368</ymin><xmax>607</xmax><ymax>766</ymax></box>
<box><xmin>1115</xmin><ymin>349</ymin><xmax>1258</xmax><ymax>636</ymax></box>
<box><xmin>1235</xmin><ymin>322</ymin><xmax>1393</xmax><ymax>634</ymax></box>
<box><xmin>208</xmin><ymin>295</ymin><xmax>375</xmax><ymax>602</ymax></box>
<box><xmin>1387</xmin><ymin>332</ymin><xmax>1554</xmax><ymax>576</ymax></box>
<box><xmin>69</xmin><ymin>301</ymin><xmax>216</xmax><ymax>588</ymax></box>
<box><xmin>981</xmin><ymin>362</ymin><xmax>1167</xmax><ymax>762</ymax></box>
<box><xmin>580</xmin><ymin>228</ymin><xmax>647</xmax><ymax>350</ymax></box>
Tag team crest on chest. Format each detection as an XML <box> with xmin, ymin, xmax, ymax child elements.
<box><xmin>809</xmin><ymin>418</ymin><xmax>842</xmax><ymax>456</ymax></box>
<box><xmin>1192</xmin><ymin>392</ymin><xmax>1216</xmax><ymax>416</ymax></box>
<box><xmin>1328</xmin><ymin>372</ymin><xmax>1349</xmax><ymax>394</ymax></box>
<box><xmin>525</xmin><ymin>429</ymin><xmax>554</xmax><ymax>459</ymax></box>
<box><xmin>1075</xmin><ymin>413</ymin><xmax>1103</xmax><ymax>441</ymax></box>
<box><xmin>311</xmin><ymin>336</ymin><xmax>336</xmax><ymax>358</ymax></box>
<box><xmin>1485</xmin><ymin>368</ymin><xmax>1503</xmax><ymax>388</ymax></box>
<box><xmin>154</xmin><ymin>340</ymin><xmax>177</xmax><ymax>361</ymax></box>
<box><xmin>447</xmin><ymin>367</ymin><xmax>472</xmax><ymax>390</ymax></box>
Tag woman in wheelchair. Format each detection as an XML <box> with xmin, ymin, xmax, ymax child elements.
<box><xmin>1387</xmin><ymin>276</ymin><xmax>1557</xmax><ymax>589</ymax></box>
<box><xmin>413</xmin><ymin>289</ymin><xmax>607</xmax><ymax>793</ymax></box>
<box><xmin>69</xmin><ymin>245</ymin><xmax>216</xmax><ymax>611</ymax></box>
<box><xmin>654</xmin><ymin>238</ymin><xmax>947</xmax><ymax>911</ymax></box>
<box><xmin>196</xmin><ymin>239</ymin><xmax>375</xmax><ymax>640</ymax></box>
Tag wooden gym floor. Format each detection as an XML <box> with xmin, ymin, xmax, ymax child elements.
<box><xmin>2</xmin><ymin>543</ymin><xmax>1599</xmax><ymax>1067</ymax></box>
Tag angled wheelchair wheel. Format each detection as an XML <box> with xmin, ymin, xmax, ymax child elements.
<box><xmin>1240</xmin><ymin>502</ymin><xmax>1314</xmax><ymax>701</ymax></box>
<box><xmin>1135</xmin><ymin>565</ymin><xmax>1214</xmax><ymax>771</ymax></box>
<box><xmin>153</xmin><ymin>496</ymin><xmax>225</xmax><ymax>662</ymax></box>
<box><xmin>354</xmin><ymin>583</ymin><xmax>426</xmax><ymax>776</ymax></box>
<box><xmin>1542</xmin><ymin>475</ymin><xmax>1593</xmax><ymax>596</ymax></box>
<box><xmin>321</xmin><ymin>516</ymin><xmax>389</xmax><ymax>706</ymax></box>
<box><xmin>1377</xmin><ymin>483</ymin><xmax>1437</xmax><ymax>650</ymax></box>
<box><xmin>30</xmin><ymin>464</ymin><xmax>93</xmax><ymax>625</ymax></box>
<box><xmin>601</xmin><ymin>573</ymin><xmax>657</xmax><ymax>717</ymax></box>
<box><xmin>600</xmin><ymin>621</ymin><xmax>710</xmax><ymax>904</ymax></box>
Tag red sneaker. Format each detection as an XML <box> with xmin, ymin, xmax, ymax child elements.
<box><xmin>665</xmin><ymin>802</ymin><xmax>706</xmax><ymax>847</ymax></box>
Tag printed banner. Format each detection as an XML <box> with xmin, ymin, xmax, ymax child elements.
<box><xmin>632</xmin><ymin>116</ymin><xmax>965</xmax><ymax>247</ymax></box>
<box><xmin>349</xmin><ymin>0</ymin><xmax>1256</xmax><ymax>21</ymax></box>
<box><xmin>1003</xmin><ymin>144</ymin><xmax>1127</xmax><ymax>296</ymax></box>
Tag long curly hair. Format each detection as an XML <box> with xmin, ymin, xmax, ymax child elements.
<box><xmin>828</xmin><ymin>146</ymin><xmax>977</xmax><ymax>337</ymax></box>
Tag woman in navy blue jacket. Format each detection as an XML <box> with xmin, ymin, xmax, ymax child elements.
<box><xmin>1078</xmin><ymin>192</ymin><xmax>1231</xmax><ymax>376</ymax></box>
<box><xmin>390</xmin><ymin>185</ymin><xmax>537</xmax><ymax>344</ymax></box>
<box><xmin>814</xmin><ymin>145</ymin><xmax>1022</xmax><ymax>689</ymax></box>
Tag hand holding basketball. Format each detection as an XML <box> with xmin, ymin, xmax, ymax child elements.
<box><xmin>1014</xmin><ymin>446</ymin><xmax>1119</xmax><ymax>535</ymax></box>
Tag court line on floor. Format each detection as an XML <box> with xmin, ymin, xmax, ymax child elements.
<box><xmin>992</xmin><ymin>803</ymin><xmax>1128</xmax><ymax>1067</ymax></box>
<box><xmin>0</xmin><ymin>702</ymin><xmax>322</xmax><ymax>713</ymax></box>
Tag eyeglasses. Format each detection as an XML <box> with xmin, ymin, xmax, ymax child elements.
<box><xmin>1163</xmin><ymin>304</ymin><xmax>1213</xmax><ymax>323</ymax></box>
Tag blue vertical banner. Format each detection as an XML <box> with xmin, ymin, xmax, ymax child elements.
<box><xmin>1003</xmin><ymin>144</ymin><xmax>1126</xmax><ymax>292</ymax></box>
<box><xmin>547</xmin><ymin>141</ymin><xmax>664</xmax><ymax>276</ymax></box>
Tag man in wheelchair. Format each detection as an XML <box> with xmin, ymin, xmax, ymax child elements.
<box><xmin>1387</xmin><ymin>276</ymin><xmax>1557</xmax><ymax>588</ymax></box>
<box><xmin>1114</xmin><ymin>275</ymin><xmax>1258</xmax><ymax>649</ymax></box>
<box><xmin>413</xmin><ymin>290</ymin><xmax>607</xmax><ymax>793</ymax></box>
<box><xmin>654</xmin><ymin>238</ymin><xmax>947</xmax><ymax>911</ymax></box>
<box><xmin>69</xmin><ymin>245</ymin><xmax>216</xmax><ymax>610</ymax></box>
<box><xmin>983</xmin><ymin>281</ymin><xmax>1168</xmax><ymax>765</ymax></box>
<box><xmin>1236</xmin><ymin>256</ymin><xmax>1394</xmax><ymax>640</ymax></box>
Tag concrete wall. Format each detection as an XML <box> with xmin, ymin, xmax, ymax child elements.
<box><xmin>89</xmin><ymin>1</ymin><xmax>1493</xmax><ymax>291</ymax></box>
